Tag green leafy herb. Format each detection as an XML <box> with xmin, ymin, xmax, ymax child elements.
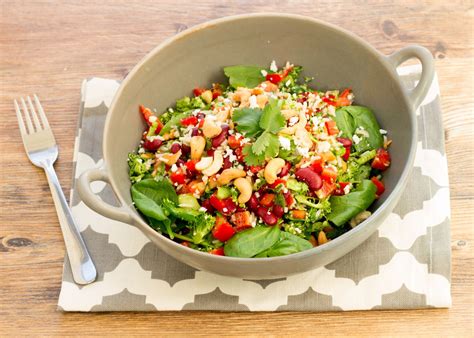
<box><xmin>128</xmin><ymin>153</ymin><xmax>152</xmax><ymax>183</ymax></box>
<box><xmin>159</xmin><ymin>111</ymin><xmax>192</xmax><ymax>135</ymax></box>
<box><xmin>286</xmin><ymin>178</ymin><xmax>309</xmax><ymax>194</ymax></box>
<box><xmin>224</xmin><ymin>65</ymin><xmax>265</xmax><ymax>89</ymax></box>
<box><xmin>259</xmin><ymin>98</ymin><xmax>285</xmax><ymax>133</ymax></box>
<box><xmin>232</xmin><ymin>108</ymin><xmax>263</xmax><ymax>138</ymax></box>
<box><xmin>224</xmin><ymin>226</ymin><xmax>281</xmax><ymax>258</ymax></box>
<box><xmin>327</xmin><ymin>180</ymin><xmax>377</xmax><ymax>226</ymax></box>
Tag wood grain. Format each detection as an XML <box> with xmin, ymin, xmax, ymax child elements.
<box><xmin>1</xmin><ymin>1</ymin><xmax>473</xmax><ymax>336</ymax></box>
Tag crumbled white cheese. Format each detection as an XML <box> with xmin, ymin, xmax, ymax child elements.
<box><xmin>222</xmin><ymin>208</ymin><xmax>228</xmax><ymax>213</ymax></box>
<box><xmin>237</xmin><ymin>164</ymin><xmax>244</xmax><ymax>170</ymax></box>
<box><xmin>261</xmin><ymin>69</ymin><xmax>268</xmax><ymax>77</ymax></box>
<box><xmin>296</xmin><ymin>146</ymin><xmax>310</xmax><ymax>157</ymax></box>
<box><xmin>270</xmin><ymin>60</ymin><xmax>278</xmax><ymax>72</ymax></box>
<box><xmin>318</xmin><ymin>141</ymin><xmax>331</xmax><ymax>153</ymax></box>
<box><xmin>199</xmin><ymin>207</ymin><xmax>207</xmax><ymax>212</ymax></box>
<box><xmin>288</xmin><ymin>116</ymin><xmax>299</xmax><ymax>126</ymax></box>
<box><xmin>148</xmin><ymin>115</ymin><xmax>157</xmax><ymax>123</ymax></box>
<box><xmin>202</xmin><ymin>175</ymin><xmax>209</xmax><ymax>183</ymax></box>
<box><xmin>170</xmin><ymin>164</ymin><xmax>178</xmax><ymax>172</ymax></box>
<box><xmin>285</xmin><ymin>79</ymin><xmax>291</xmax><ymax>87</ymax></box>
<box><xmin>279</xmin><ymin>136</ymin><xmax>291</xmax><ymax>150</ymax></box>
<box><xmin>352</xmin><ymin>134</ymin><xmax>361</xmax><ymax>144</ymax></box>
<box><xmin>343</xmin><ymin>183</ymin><xmax>352</xmax><ymax>195</ymax></box>
<box><xmin>138</xmin><ymin>147</ymin><xmax>145</xmax><ymax>154</ymax></box>
<box><xmin>379</xmin><ymin>129</ymin><xmax>387</xmax><ymax>135</ymax></box>
<box><xmin>249</xmin><ymin>95</ymin><xmax>259</xmax><ymax>108</ymax></box>
<box><xmin>327</xmin><ymin>105</ymin><xmax>336</xmax><ymax>116</ymax></box>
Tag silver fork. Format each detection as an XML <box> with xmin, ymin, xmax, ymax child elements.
<box><xmin>14</xmin><ymin>95</ymin><xmax>97</xmax><ymax>285</ymax></box>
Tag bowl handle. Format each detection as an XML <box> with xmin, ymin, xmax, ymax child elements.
<box><xmin>386</xmin><ymin>45</ymin><xmax>435</xmax><ymax>110</ymax></box>
<box><xmin>77</xmin><ymin>167</ymin><xmax>135</xmax><ymax>225</ymax></box>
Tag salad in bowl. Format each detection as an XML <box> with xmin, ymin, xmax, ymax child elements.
<box><xmin>128</xmin><ymin>61</ymin><xmax>391</xmax><ymax>258</ymax></box>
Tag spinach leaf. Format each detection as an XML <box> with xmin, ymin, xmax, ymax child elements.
<box><xmin>255</xmin><ymin>232</ymin><xmax>312</xmax><ymax>257</ymax></box>
<box><xmin>327</xmin><ymin>179</ymin><xmax>377</xmax><ymax>226</ymax></box>
<box><xmin>335</xmin><ymin>108</ymin><xmax>355</xmax><ymax>138</ymax></box>
<box><xmin>232</xmin><ymin>107</ymin><xmax>263</xmax><ymax>138</ymax></box>
<box><xmin>159</xmin><ymin>111</ymin><xmax>192</xmax><ymax>136</ymax></box>
<box><xmin>131</xmin><ymin>178</ymin><xmax>178</xmax><ymax>221</ymax></box>
<box><xmin>224</xmin><ymin>226</ymin><xmax>281</xmax><ymax>258</ymax></box>
<box><xmin>224</xmin><ymin>65</ymin><xmax>265</xmax><ymax>89</ymax></box>
<box><xmin>335</xmin><ymin>106</ymin><xmax>383</xmax><ymax>152</ymax></box>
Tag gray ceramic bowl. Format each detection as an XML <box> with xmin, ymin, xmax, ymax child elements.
<box><xmin>78</xmin><ymin>13</ymin><xmax>434</xmax><ymax>279</ymax></box>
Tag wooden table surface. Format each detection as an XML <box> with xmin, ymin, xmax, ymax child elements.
<box><xmin>1</xmin><ymin>1</ymin><xmax>473</xmax><ymax>336</ymax></box>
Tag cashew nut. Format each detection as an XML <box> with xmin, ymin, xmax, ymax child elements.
<box><xmin>202</xmin><ymin>118</ymin><xmax>222</xmax><ymax>138</ymax></box>
<box><xmin>234</xmin><ymin>177</ymin><xmax>252</xmax><ymax>204</ymax></box>
<box><xmin>281</xmin><ymin>109</ymin><xmax>299</xmax><ymax>120</ymax></box>
<box><xmin>256</xmin><ymin>94</ymin><xmax>268</xmax><ymax>109</ymax></box>
<box><xmin>195</xmin><ymin>156</ymin><xmax>213</xmax><ymax>171</ymax></box>
<box><xmin>217</xmin><ymin>168</ymin><xmax>246</xmax><ymax>185</ymax></box>
<box><xmin>158</xmin><ymin>150</ymin><xmax>181</xmax><ymax>166</ymax></box>
<box><xmin>215</xmin><ymin>108</ymin><xmax>230</xmax><ymax>122</ymax></box>
<box><xmin>279</xmin><ymin>111</ymin><xmax>307</xmax><ymax>135</ymax></box>
<box><xmin>264</xmin><ymin>158</ymin><xmax>286</xmax><ymax>184</ymax></box>
<box><xmin>202</xmin><ymin>150</ymin><xmax>223</xmax><ymax>176</ymax></box>
<box><xmin>190</xmin><ymin>136</ymin><xmax>206</xmax><ymax>160</ymax></box>
<box><xmin>295</xmin><ymin>127</ymin><xmax>313</xmax><ymax>149</ymax></box>
<box><xmin>349</xmin><ymin>211</ymin><xmax>371</xmax><ymax>228</ymax></box>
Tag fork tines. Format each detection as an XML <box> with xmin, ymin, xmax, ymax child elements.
<box><xmin>14</xmin><ymin>95</ymin><xmax>50</xmax><ymax>136</ymax></box>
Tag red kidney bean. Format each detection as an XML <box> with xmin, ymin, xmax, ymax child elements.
<box><xmin>170</xmin><ymin>143</ymin><xmax>181</xmax><ymax>154</ymax></box>
<box><xmin>257</xmin><ymin>206</ymin><xmax>278</xmax><ymax>225</ymax></box>
<box><xmin>272</xmin><ymin>204</ymin><xmax>284</xmax><ymax>218</ymax></box>
<box><xmin>201</xmin><ymin>199</ymin><xmax>214</xmax><ymax>212</ymax></box>
<box><xmin>223</xmin><ymin>156</ymin><xmax>232</xmax><ymax>169</ymax></box>
<box><xmin>191</xmin><ymin>127</ymin><xmax>200</xmax><ymax>136</ymax></box>
<box><xmin>211</xmin><ymin>124</ymin><xmax>229</xmax><ymax>148</ymax></box>
<box><xmin>181</xmin><ymin>144</ymin><xmax>191</xmax><ymax>156</ymax></box>
<box><xmin>247</xmin><ymin>194</ymin><xmax>259</xmax><ymax>211</ymax></box>
<box><xmin>176</xmin><ymin>159</ymin><xmax>185</xmax><ymax>167</ymax></box>
<box><xmin>278</xmin><ymin>162</ymin><xmax>292</xmax><ymax>177</ymax></box>
<box><xmin>337</xmin><ymin>137</ymin><xmax>352</xmax><ymax>148</ymax></box>
<box><xmin>207</xmin><ymin>149</ymin><xmax>215</xmax><ymax>156</ymax></box>
<box><xmin>143</xmin><ymin>138</ymin><xmax>163</xmax><ymax>152</ymax></box>
<box><xmin>295</xmin><ymin>167</ymin><xmax>323</xmax><ymax>190</ymax></box>
<box><xmin>222</xmin><ymin>198</ymin><xmax>237</xmax><ymax>216</ymax></box>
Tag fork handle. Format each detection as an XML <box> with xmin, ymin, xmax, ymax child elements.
<box><xmin>44</xmin><ymin>164</ymin><xmax>97</xmax><ymax>285</ymax></box>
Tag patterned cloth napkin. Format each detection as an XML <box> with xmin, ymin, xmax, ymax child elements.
<box><xmin>58</xmin><ymin>65</ymin><xmax>451</xmax><ymax>311</ymax></box>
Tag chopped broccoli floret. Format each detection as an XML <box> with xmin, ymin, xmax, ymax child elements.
<box><xmin>128</xmin><ymin>153</ymin><xmax>151</xmax><ymax>183</ymax></box>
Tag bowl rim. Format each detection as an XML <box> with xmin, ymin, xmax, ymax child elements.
<box><xmin>103</xmin><ymin>12</ymin><xmax>417</xmax><ymax>263</ymax></box>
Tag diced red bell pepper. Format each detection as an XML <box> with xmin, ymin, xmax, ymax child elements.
<box><xmin>281</xmin><ymin>66</ymin><xmax>293</xmax><ymax>78</ymax></box>
<box><xmin>139</xmin><ymin>105</ymin><xmax>155</xmax><ymax>126</ymax></box>
<box><xmin>268</xmin><ymin>179</ymin><xmax>286</xmax><ymax>189</ymax></box>
<box><xmin>266</xmin><ymin>73</ymin><xmax>283</xmax><ymax>84</ymax></box>
<box><xmin>210</xmin><ymin>194</ymin><xmax>226</xmax><ymax>211</ymax></box>
<box><xmin>170</xmin><ymin>169</ymin><xmax>186</xmax><ymax>185</ymax></box>
<box><xmin>283</xmin><ymin>191</ymin><xmax>295</xmax><ymax>208</ymax></box>
<box><xmin>234</xmin><ymin>147</ymin><xmax>245</xmax><ymax>162</ymax></box>
<box><xmin>212</xmin><ymin>221</ymin><xmax>236</xmax><ymax>242</ymax></box>
<box><xmin>371</xmin><ymin>148</ymin><xmax>391</xmax><ymax>171</ymax></box>
<box><xmin>342</xmin><ymin>146</ymin><xmax>351</xmax><ymax>161</ymax></box>
<box><xmin>322</xmin><ymin>96</ymin><xmax>336</xmax><ymax>106</ymax></box>
<box><xmin>222</xmin><ymin>198</ymin><xmax>237</xmax><ymax>215</ymax></box>
<box><xmin>227</xmin><ymin>135</ymin><xmax>241</xmax><ymax>149</ymax></box>
<box><xmin>316</xmin><ymin>180</ymin><xmax>336</xmax><ymax>199</ymax></box>
<box><xmin>325</xmin><ymin>120</ymin><xmax>339</xmax><ymax>136</ymax></box>
<box><xmin>321</xmin><ymin>167</ymin><xmax>338</xmax><ymax>183</ymax></box>
<box><xmin>310</xmin><ymin>157</ymin><xmax>324</xmax><ymax>174</ymax></box>
<box><xmin>340</xmin><ymin>88</ymin><xmax>351</xmax><ymax>98</ymax></box>
<box><xmin>209</xmin><ymin>247</ymin><xmax>225</xmax><ymax>256</ymax></box>
<box><xmin>249</xmin><ymin>165</ymin><xmax>263</xmax><ymax>174</ymax></box>
<box><xmin>193</xmin><ymin>87</ymin><xmax>205</xmax><ymax>97</ymax></box>
<box><xmin>231</xmin><ymin>211</ymin><xmax>252</xmax><ymax>232</ymax></box>
<box><xmin>291</xmin><ymin>210</ymin><xmax>306</xmax><ymax>219</ymax></box>
<box><xmin>185</xmin><ymin>159</ymin><xmax>198</xmax><ymax>173</ymax></box>
<box><xmin>259</xmin><ymin>193</ymin><xmax>276</xmax><ymax>207</ymax></box>
<box><xmin>371</xmin><ymin>176</ymin><xmax>385</xmax><ymax>196</ymax></box>
<box><xmin>180</xmin><ymin>115</ymin><xmax>198</xmax><ymax>127</ymax></box>
<box><xmin>334</xmin><ymin>182</ymin><xmax>350</xmax><ymax>196</ymax></box>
